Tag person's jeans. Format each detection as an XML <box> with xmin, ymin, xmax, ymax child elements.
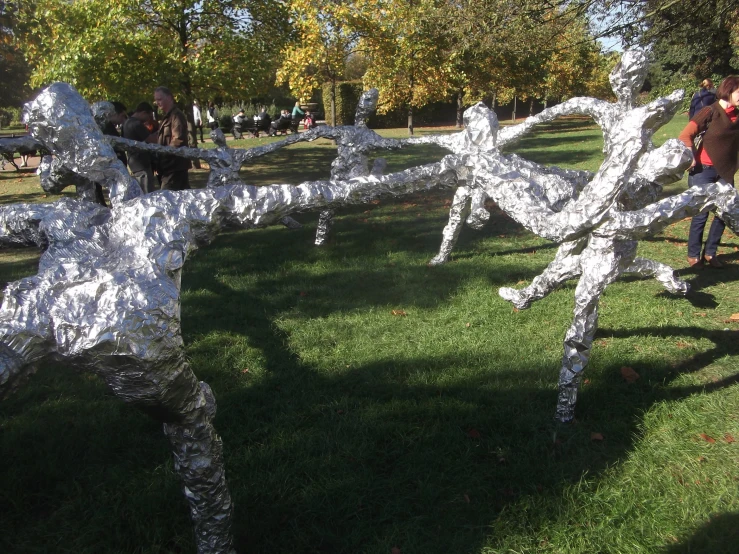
<box><xmin>687</xmin><ymin>165</ymin><xmax>727</xmax><ymax>258</ymax></box>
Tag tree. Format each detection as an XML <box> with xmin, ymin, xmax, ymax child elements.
<box><xmin>276</xmin><ymin>0</ymin><xmax>358</xmax><ymax>126</ymax></box>
<box><xmin>17</xmin><ymin>0</ymin><xmax>290</xmax><ymax>107</ymax></box>
<box><xmin>357</xmin><ymin>0</ymin><xmax>455</xmax><ymax>135</ymax></box>
<box><xmin>0</xmin><ymin>1</ymin><xmax>31</xmax><ymax>107</ymax></box>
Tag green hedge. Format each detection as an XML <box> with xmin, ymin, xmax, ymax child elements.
<box><xmin>322</xmin><ymin>81</ymin><xmax>364</xmax><ymax>126</ymax></box>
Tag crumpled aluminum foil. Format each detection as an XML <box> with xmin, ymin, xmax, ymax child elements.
<box><xmin>22</xmin><ymin>83</ymin><xmax>141</xmax><ymax>205</ymax></box>
<box><xmin>0</xmin><ymin>82</ymin><xmax>459</xmax><ymax>554</ymax></box>
<box><xmin>3</xmin><ymin>50</ymin><xmax>739</xmax><ymax>551</ymax></box>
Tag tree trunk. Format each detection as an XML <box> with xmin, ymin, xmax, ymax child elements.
<box><xmin>456</xmin><ymin>89</ymin><xmax>464</xmax><ymax>129</ymax></box>
<box><xmin>512</xmin><ymin>96</ymin><xmax>517</xmax><ymax>122</ymax></box>
<box><xmin>529</xmin><ymin>97</ymin><xmax>534</xmax><ymax>117</ymax></box>
<box><xmin>330</xmin><ymin>79</ymin><xmax>337</xmax><ymax>127</ymax></box>
<box><xmin>407</xmin><ymin>105</ymin><xmax>414</xmax><ymax>136</ymax></box>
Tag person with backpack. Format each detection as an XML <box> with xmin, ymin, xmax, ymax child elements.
<box><xmin>679</xmin><ymin>75</ymin><xmax>739</xmax><ymax>269</ymax></box>
<box><xmin>688</xmin><ymin>79</ymin><xmax>717</xmax><ymax>119</ymax></box>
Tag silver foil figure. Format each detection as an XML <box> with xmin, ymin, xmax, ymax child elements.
<box><xmin>0</xmin><ymin>83</ymin><xmax>459</xmax><ymax>553</ymax></box>
<box><xmin>23</xmin><ymin>83</ymin><xmax>141</xmax><ymax>205</ymax></box>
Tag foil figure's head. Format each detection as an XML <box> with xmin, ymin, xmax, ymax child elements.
<box><xmin>463</xmin><ymin>102</ymin><xmax>499</xmax><ymax>152</ymax></box>
<box><xmin>211</xmin><ymin>128</ymin><xmax>228</xmax><ymax>148</ymax></box>
<box><xmin>609</xmin><ymin>49</ymin><xmax>648</xmax><ymax>109</ymax></box>
<box><xmin>355</xmin><ymin>89</ymin><xmax>379</xmax><ymax>127</ymax></box>
<box><xmin>91</xmin><ymin>101</ymin><xmax>116</xmax><ymax>130</ymax></box>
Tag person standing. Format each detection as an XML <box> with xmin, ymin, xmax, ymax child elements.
<box><xmin>152</xmin><ymin>86</ymin><xmax>191</xmax><ymax>191</ymax></box>
<box><xmin>679</xmin><ymin>75</ymin><xmax>739</xmax><ymax>268</ymax></box>
<box><xmin>291</xmin><ymin>101</ymin><xmax>304</xmax><ymax>119</ymax></box>
<box><xmin>122</xmin><ymin>102</ymin><xmax>157</xmax><ymax>194</ymax></box>
<box><xmin>192</xmin><ymin>100</ymin><xmax>204</xmax><ymax>143</ymax></box>
<box><xmin>207</xmin><ymin>102</ymin><xmax>219</xmax><ymax>130</ymax></box>
<box><xmin>689</xmin><ymin>79</ymin><xmax>717</xmax><ymax>119</ymax></box>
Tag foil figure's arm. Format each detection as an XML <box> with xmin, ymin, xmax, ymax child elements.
<box><xmin>0</xmin><ymin>203</ymin><xmax>55</xmax><ymax>247</ymax></box>
<box><xmin>625</xmin><ymin>257</ymin><xmax>689</xmax><ymax>295</ymax></box>
<box><xmin>498</xmin><ymin>97</ymin><xmax>614</xmax><ymax>148</ymax></box>
<box><xmin>483</xmin><ymin>92</ymin><xmax>685</xmax><ymax>242</ymax></box>
<box><xmin>601</xmin><ymin>181</ymin><xmax>737</xmax><ymax>239</ymax></box>
<box><xmin>498</xmin><ymin>238</ymin><xmax>587</xmax><ymax>310</ymax></box>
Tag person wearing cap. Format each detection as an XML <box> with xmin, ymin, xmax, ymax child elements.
<box><xmin>122</xmin><ymin>102</ymin><xmax>158</xmax><ymax>193</ymax></box>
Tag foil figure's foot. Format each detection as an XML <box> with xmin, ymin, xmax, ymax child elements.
<box><xmin>555</xmin><ymin>381</ymin><xmax>579</xmax><ymax>423</ymax></box>
<box><xmin>428</xmin><ymin>253</ymin><xmax>448</xmax><ymax>266</ymax></box>
<box><xmin>498</xmin><ymin>286</ymin><xmax>532</xmax><ymax>310</ymax></box>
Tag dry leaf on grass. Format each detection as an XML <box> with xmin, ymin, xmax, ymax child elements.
<box><xmin>391</xmin><ymin>547</ymin><xmax>401</xmax><ymax>554</ymax></box>
<box><xmin>590</xmin><ymin>432</ymin><xmax>604</xmax><ymax>441</ymax></box>
<box><xmin>724</xmin><ymin>434</ymin><xmax>735</xmax><ymax>443</ymax></box>
<box><xmin>700</xmin><ymin>433</ymin><xmax>716</xmax><ymax>444</ymax></box>
<box><xmin>729</xmin><ymin>313</ymin><xmax>739</xmax><ymax>321</ymax></box>
<box><xmin>463</xmin><ymin>494</ymin><xmax>470</xmax><ymax>503</ymax></box>
<box><xmin>391</xmin><ymin>309</ymin><xmax>407</xmax><ymax>316</ymax></box>
<box><xmin>694</xmin><ymin>312</ymin><xmax>707</xmax><ymax>317</ymax></box>
<box><xmin>620</xmin><ymin>366</ymin><xmax>640</xmax><ymax>383</ymax></box>
<box><xmin>466</xmin><ymin>428</ymin><xmax>481</xmax><ymax>439</ymax></box>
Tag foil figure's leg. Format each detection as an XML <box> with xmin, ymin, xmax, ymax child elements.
<box><xmin>555</xmin><ymin>238</ymin><xmax>636</xmax><ymax>422</ymax></box>
<box><xmin>625</xmin><ymin>256</ymin><xmax>689</xmax><ymax>295</ymax></box>
<box><xmin>499</xmin><ymin>238</ymin><xmax>586</xmax><ymax>309</ymax></box>
<box><xmin>314</xmin><ymin>209</ymin><xmax>334</xmax><ymax>246</ymax></box>
<box><xmin>428</xmin><ymin>186</ymin><xmax>472</xmax><ymax>266</ymax></box>
<box><xmin>96</xmin><ymin>359</ymin><xmax>234</xmax><ymax>554</ymax></box>
<box><xmin>162</xmin><ymin>379</ymin><xmax>234</xmax><ymax>554</ymax></box>
<box><xmin>465</xmin><ymin>188</ymin><xmax>490</xmax><ymax>230</ymax></box>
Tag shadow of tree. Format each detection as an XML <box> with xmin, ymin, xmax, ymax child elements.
<box><xmin>665</xmin><ymin>512</ymin><xmax>739</xmax><ymax>554</ymax></box>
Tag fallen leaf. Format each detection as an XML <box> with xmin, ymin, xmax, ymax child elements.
<box><xmin>590</xmin><ymin>432</ymin><xmax>604</xmax><ymax>441</ymax></box>
<box><xmin>698</xmin><ymin>456</ymin><xmax>707</xmax><ymax>462</ymax></box>
<box><xmin>241</xmin><ymin>368</ymin><xmax>249</xmax><ymax>373</ymax></box>
<box><xmin>465</xmin><ymin>322</ymin><xmax>471</xmax><ymax>328</ymax></box>
<box><xmin>299</xmin><ymin>291</ymin><xmax>308</xmax><ymax>297</ymax></box>
<box><xmin>700</xmin><ymin>433</ymin><xmax>716</xmax><ymax>444</ymax></box>
<box><xmin>676</xmin><ymin>340</ymin><xmax>691</xmax><ymax>349</ymax></box>
<box><xmin>466</xmin><ymin>428</ymin><xmax>481</xmax><ymax>439</ymax></box>
<box><xmin>391</xmin><ymin>548</ymin><xmax>401</xmax><ymax>554</ymax></box>
<box><xmin>391</xmin><ymin>309</ymin><xmax>407</xmax><ymax>316</ymax></box>
<box><xmin>730</xmin><ymin>313</ymin><xmax>739</xmax><ymax>321</ymax></box>
<box><xmin>694</xmin><ymin>312</ymin><xmax>707</xmax><ymax>317</ymax></box>
<box><xmin>583</xmin><ymin>379</ymin><xmax>591</xmax><ymax>385</ymax></box>
<box><xmin>725</xmin><ymin>434</ymin><xmax>736</xmax><ymax>443</ymax></box>
<box><xmin>463</xmin><ymin>494</ymin><xmax>470</xmax><ymax>503</ymax></box>
<box><xmin>620</xmin><ymin>366</ymin><xmax>640</xmax><ymax>383</ymax></box>
<box><xmin>516</xmin><ymin>280</ymin><xmax>526</xmax><ymax>285</ymax></box>
<box><xmin>336</xmin><ymin>409</ymin><xmax>344</xmax><ymax>415</ymax></box>
<box><xmin>512</xmin><ymin>307</ymin><xmax>519</xmax><ymax>313</ymax></box>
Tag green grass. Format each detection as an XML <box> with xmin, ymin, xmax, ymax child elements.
<box><xmin>1</xmin><ymin>116</ymin><xmax>738</xmax><ymax>554</ymax></box>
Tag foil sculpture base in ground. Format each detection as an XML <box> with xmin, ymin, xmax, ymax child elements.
<box><xmin>2</xmin><ymin>49</ymin><xmax>739</xmax><ymax>551</ymax></box>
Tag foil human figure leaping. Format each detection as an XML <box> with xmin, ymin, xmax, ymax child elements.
<box><xmin>0</xmin><ymin>83</ymin><xmax>458</xmax><ymax>554</ymax></box>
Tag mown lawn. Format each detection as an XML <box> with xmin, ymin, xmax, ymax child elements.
<box><xmin>0</xmin><ymin>114</ymin><xmax>737</xmax><ymax>554</ymax></box>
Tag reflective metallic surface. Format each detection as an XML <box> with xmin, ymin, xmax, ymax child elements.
<box><xmin>3</xmin><ymin>51</ymin><xmax>739</xmax><ymax>551</ymax></box>
<box><xmin>0</xmin><ymin>83</ymin><xmax>458</xmax><ymax>553</ymax></box>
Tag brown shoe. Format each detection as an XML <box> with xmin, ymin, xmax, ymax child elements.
<box><xmin>703</xmin><ymin>255</ymin><xmax>724</xmax><ymax>268</ymax></box>
<box><xmin>688</xmin><ymin>257</ymin><xmax>704</xmax><ymax>269</ymax></box>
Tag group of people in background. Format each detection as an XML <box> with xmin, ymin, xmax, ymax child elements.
<box><xmin>98</xmin><ymin>90</ymin><xmax>321</xmax><ymax>205</ymax></box>
<box><xmin>101</xmin><ymin>86</ymin><xmax>191</xmax><ymax>203</ymax></box>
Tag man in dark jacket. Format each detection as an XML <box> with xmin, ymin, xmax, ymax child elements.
<box><xmin>152</xmin><ymin>86</ymin><xmax>190</xmax><ymax>190</ymax></box>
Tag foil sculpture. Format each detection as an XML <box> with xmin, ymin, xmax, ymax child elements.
<box><xmin>0</xmin><ymin>83</ymin><xmax>457</xmax><ymax>554</ymax></box>
<box><xmin>3</xmin><ymin>50</ymin><xmax>739</xmax><ymax>552</ymax></box>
